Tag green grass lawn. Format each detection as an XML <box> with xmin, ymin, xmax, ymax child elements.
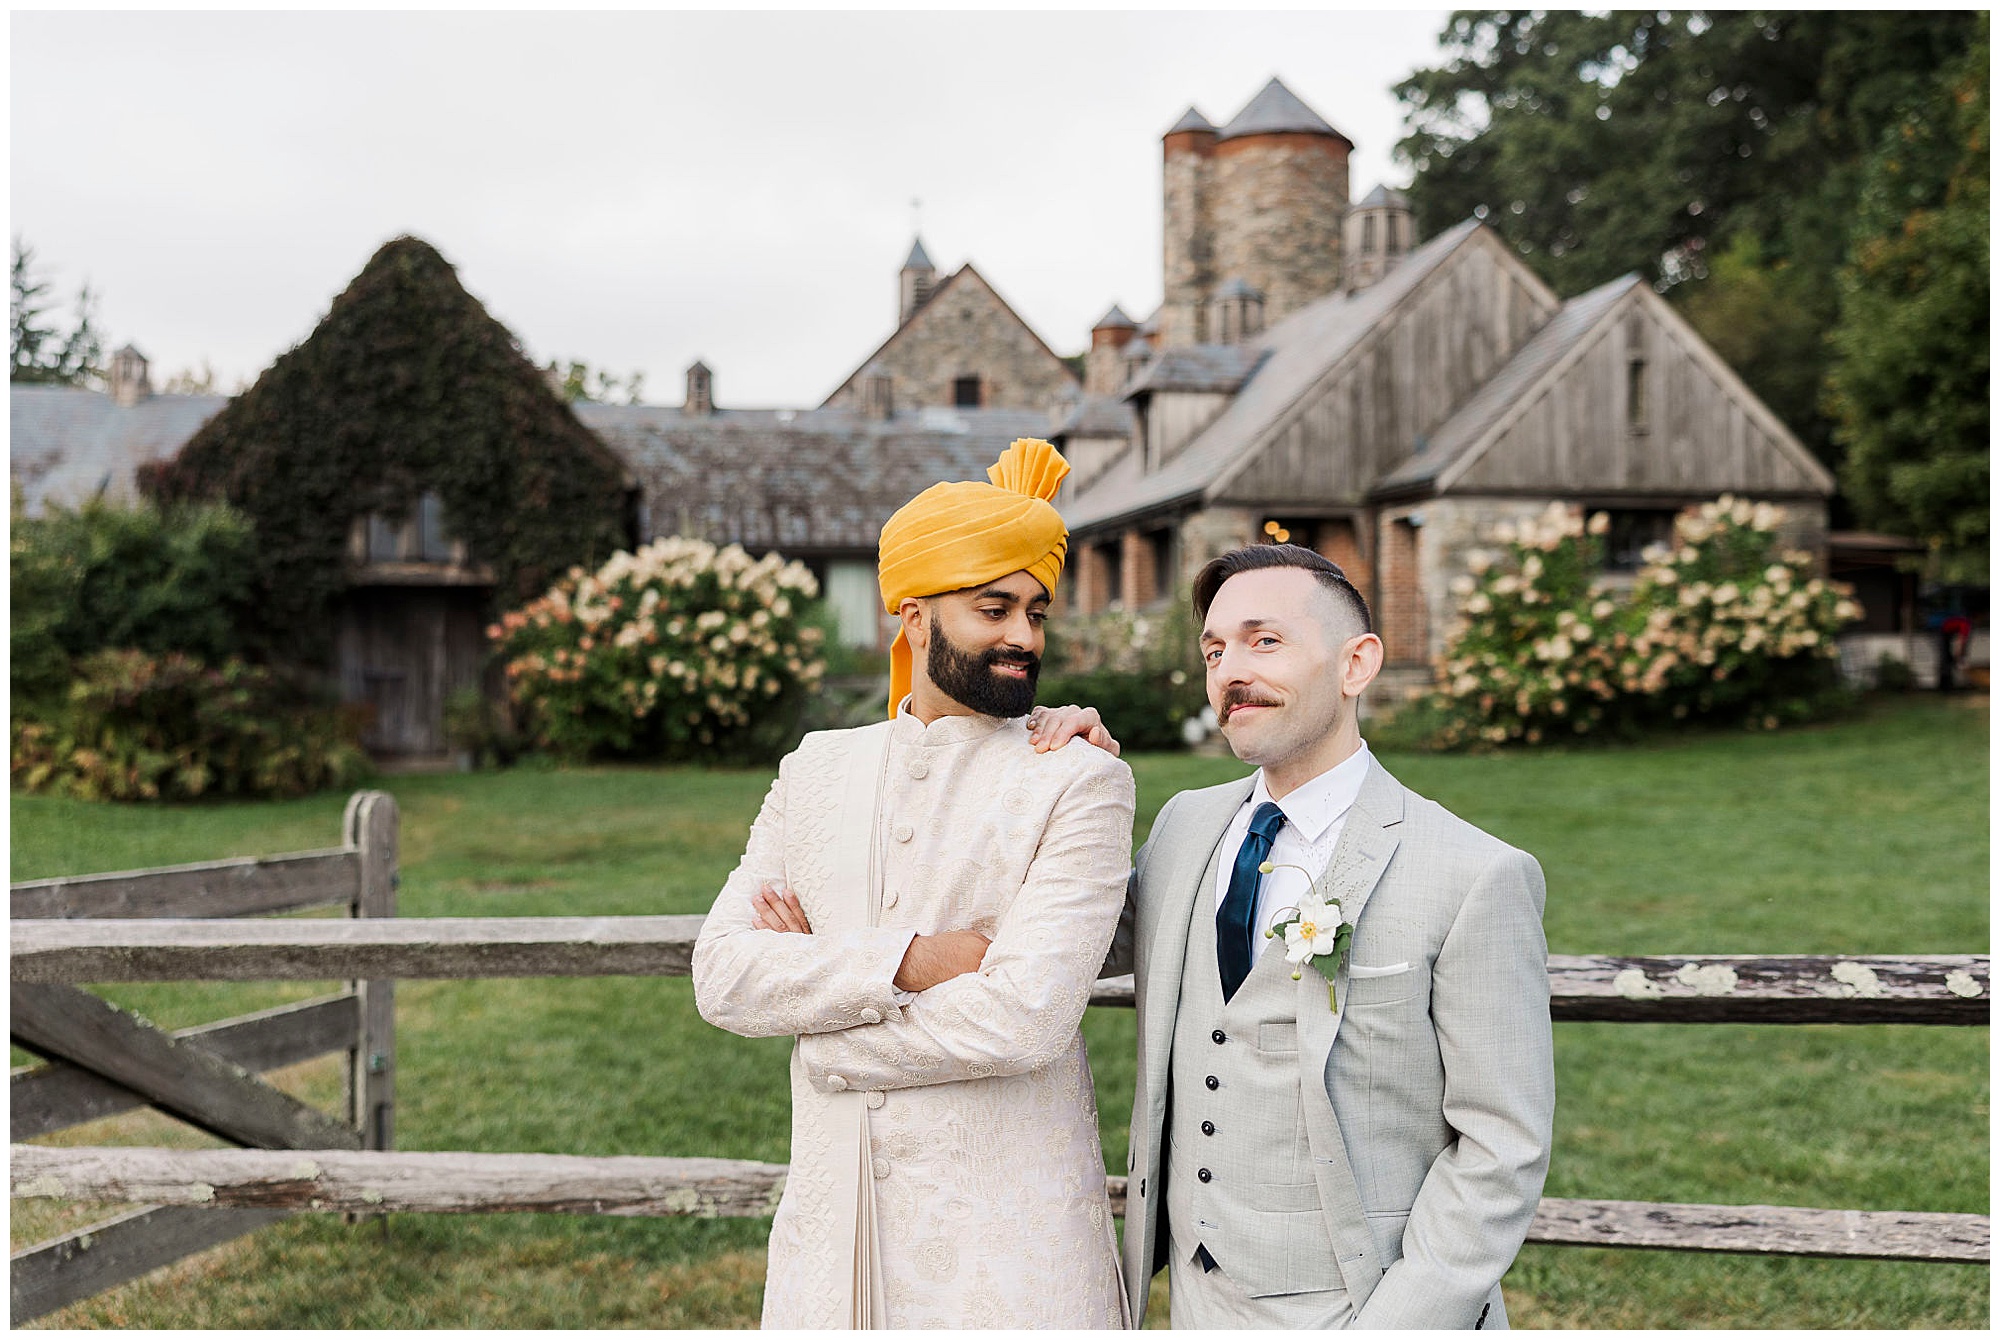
<box><xmin>11</xmin><ymin>695</ymin><xmax>1989</xmax><ymax>1327</ymax></box>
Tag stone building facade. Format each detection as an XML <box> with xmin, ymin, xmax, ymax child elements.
<box><xmin>821</xmin><ymin>245</ymin><xmax>1079</xmax><ymax>415</ymax></box>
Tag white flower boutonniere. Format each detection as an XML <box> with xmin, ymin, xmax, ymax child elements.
<box><xmin>1260</xmin><ymin>861</ymin><xmax>1354</xmax><ymax>1010</ymax></box>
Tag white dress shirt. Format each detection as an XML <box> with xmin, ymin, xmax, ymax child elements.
<box><xmin>1212</xmin><ymin>742</ymin><xmax>1373</xmax><ymax>958</ymax></box>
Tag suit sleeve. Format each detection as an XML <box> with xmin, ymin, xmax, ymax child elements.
<box><xmin>796</xmin><ymin>757</ymin><xmax>1136</xmax><ymax>1091</ymax></box>
<box><xmin>691</xmin><ymin>755</ymin><xmax>918</xmax><ymax>1039</ymax></box>
<box><xmin>1352</xmin><ymin>845</ymin><xmax>1554</xmax><ymax>1329</ymax></box>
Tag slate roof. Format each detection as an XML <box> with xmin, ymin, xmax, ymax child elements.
<box><xmin>1218</xmin><ymin>77</ymin><xmax>1351</xmax><ymax>146</ymax></box>
<box><xmin>1357</xmin><ymin>184</ymin><xmax>1410</xmax><ymax>209</ymax></box>
<box><xmin>1125</xmin><ymin>344</ymin><xmax>1265</xmax><ymax>396</ymax></box>
<box><xmin>1061</xmin><ymin>219</ymin><xmax>1483</xmax><ymax>532</ymax></box>
<box><xmin>903</xmin><ymin>237</ymin><xmax>933</xmax><ymax>271</ymax></box>
<box><xmin>1093</xmin><ymin>304</ymin><xmax>1137</xmax><ymax>330</ymax></box>
<box><xmin>1053</xmin><ymin>394</ymin><xmax>1136</xmax><ymax>439</ymax></box>
<box><xmin>1166</xmin><ymin>106</ymin><xmax>1217</xmax><ymax>135</ymax></box>
<box><xmin>10</xmin><ymin>386</ymin><xmax>228</xmax><ymax>516</ymax></box>
<box><xmin>1375</xmin><ymin>274</ymin><xmax>1642</xmax><ymax>495</ymax></box>
<box><xmin>575</xmin><ymin>403</ymin><xmax>1055</xmax><ymax>554</ymax></box>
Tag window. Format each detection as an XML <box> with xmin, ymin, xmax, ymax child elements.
<box><xmin>1603</xmin><ymin>509</ymin><xmax>1677</xmax><ymax>571</ymax></box>
<box><xmin>1387</xmin><ymin>214</ymin><xmax>1401</xmax><ymax>252</ymax></box>
<box><xmin>361</xmin><ymin>491</ymin><xmax>461</xmax><ymax>564</ymax></box>
<box><xmin>1147</xmin><ymin>528</ymin><xmax>1176</xmax><ymax>605</ymax></box>
<box><xmin>1627</xmin><ymin>357</ymin><xmax>1649</xmax><ymax>431</ymax></box>
<box><xmin>1362</xmin><ymin>215</ymin><xmax>1376</xmax><ymax>251</ymax></box>
<box><xmin>953</xmin><ymin>376</ymin><xmax>982</xmax><ymax>408</ymax></box>
<box><xmin>1100</xmin><ymin>540</ymin><xmax>1125</xmax><ymax>612</ymax></box>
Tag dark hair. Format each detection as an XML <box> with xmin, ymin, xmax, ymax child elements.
<box><xmin>1192</xmin><ymin>542</ymin><xmax>1374</xmax><ymax>636</ymax></box>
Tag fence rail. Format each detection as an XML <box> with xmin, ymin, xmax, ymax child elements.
<box><xmin>9</xmin><ymin>917</ymin><xmax>1988</xmax><ymax>1025</ymax></box>
<box><xmin>12</xmin><ymin>1145</ymin><xmax>1987</xmax><ymax>1266</ymax></box>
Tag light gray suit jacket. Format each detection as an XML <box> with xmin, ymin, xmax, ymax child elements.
<box><xmin>1110</xmin><ymin>757</ymin><xmax>1554</xmax><ymax>1328</ymax></box>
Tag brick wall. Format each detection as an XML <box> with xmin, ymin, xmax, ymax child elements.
<box><xmin>1313</xmin><ymin>519</ymin><xmax>1374</xmax><ymax>621</ymax></box>
<box><xmin>1378</xmin><ymin>512</ymin><xmax>1427</xmax><ymax>665</ymax></box>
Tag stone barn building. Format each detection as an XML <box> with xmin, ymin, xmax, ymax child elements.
<box><xmin>1053</xmin><ymin>77</ymin><xmax>1836</xmax><ymax>686</ymax></box>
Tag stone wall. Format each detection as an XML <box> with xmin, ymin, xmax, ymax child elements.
<box><xmin>825</xmin><ymin>268</ymin><xmax>1077</xmax><ymax>412</ymax></box>
<box><xmin>1160</xmin><ymin>130</ymin><xmax>1217</xmax><ymax>347</ymax></box>
<box><xmin>1209</xmin><ymin>134</ymin><xmax>1349</xmax><ymax>328</ymax></box>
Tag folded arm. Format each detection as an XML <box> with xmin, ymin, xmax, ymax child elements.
<box><xmin>691</xmin><ymin>762</ymin><xmax>918</xmax><ymax>1038</ymax></box>
<box><xmin>797</xmin><ymin>759</ymin><xmax>1137</xmax><ymax>1092</ymax></box>
<box><xmin>1353</xmin><ymin>846</ymin><xmax>1555</xmax><ymax>1328</ymax></box>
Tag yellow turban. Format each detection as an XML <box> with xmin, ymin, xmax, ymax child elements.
<box><xmin>878</xmin><ymin>437</ymin><xmax>1072</xmax><ymax>717</ymax></box>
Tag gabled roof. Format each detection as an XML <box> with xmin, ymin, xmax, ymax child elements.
<box><xmin>822</xmin><ymin>262</ymin><xmax>1076</xmax><ymax>406</ymax></box>
<box><xmin>1218</xmin><ymin>77</ymin><xmax>1351</xmax><ymax>146</ymax></box>
<box><xmin>10</xmin><ymin>385</ymin><xmax>227</xmax><ymax>516</ymax></box>
<box><xmin>1052</xmin><ymin>394</ymin><xmax>1136</xmax><ymax>439</ymax></box>
<box><xmin>577</xmin><ymin>403</ymin><xmax>1053</xmax><ymax>553</ymax></box>
<box><xmin>1125</xmin><ymin>344</ymin><xmax>1265</xmax><ymax>397</ymax></box>
<box><xmin>1374</xmin><ymin>274</ymin><xmax>1642</xmax><ymax>496</ymax></box>
<box><xmin>1062</xmin><ymin>219</ymin><xmax>1484</xmax><ymax>532</ymax></box>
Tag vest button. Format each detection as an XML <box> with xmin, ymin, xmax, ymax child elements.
<box><xmin>1197</xmin><ymin>1168</ymin><xmax>1212</xmax><ymax>1183</ymax></box>
<box><xmin>1201</xmin><ymin>1120</ymin><xmax>1215</xmax><ymax>1136</ymax></box>
<box><xmin>1205</xmin><ymin>1075</ymin><xmax>1219</xmax><ymax>1090</ymax></box>
<box><xmin>1212</xmin><ymin>1029</ymin><xmax>1227</xmax><ymax>1045</ymax></box>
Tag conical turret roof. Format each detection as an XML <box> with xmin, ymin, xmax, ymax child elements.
<box><xmin>1218</xmin><ymin>77</ymin><xmax>1351</xmax><ymax>146</ymax></box>
<box><xmin>1093</xmin><ymin>304</ymin><xmax>1138</xmax><ymax>330</ymax></box>
<box><xmin>1165</xmin><ymin>106</ymin><xmax>1217</xmax><ymax>136</ymax></box>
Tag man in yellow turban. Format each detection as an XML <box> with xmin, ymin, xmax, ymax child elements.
<box><xmin>693</xmin><ymin>438</ymin><xmax>1136</xmax><ymax>1328</ymax></box>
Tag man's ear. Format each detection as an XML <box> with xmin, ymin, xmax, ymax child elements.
<box><xmin>1341</xmin><ymin>632</ymin><xmax>1385</xmax><ymax>699</ymax></box>
<box><xmin>899</xmin><ymin>597</ymin><xmax>930</xmax><ymax>652</ymax></box>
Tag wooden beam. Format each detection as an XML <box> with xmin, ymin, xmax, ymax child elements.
<box><xmin>12</xmin><ymin>924</ymin><xmax>1987</xmax><ymax>1027</ymax></box>
<box><xmin>10</xmin><ymin>915</ymin><xmax>709</xmax><ymax>984</ymax></box>
<box><xmin>13</xmin><ymin>1149</ymin><xmax>1985</xmax><ymax>1265</ymax></box>
<box><xmin>10</xmin><ymin>985</ymin><xmax>361</xmax><ymax>1152</ymax></box>
<box><xmin>9</xmin><ymin>1205</ymin><xmax>285</xmax><ymax>1326</ymax></box>
<box><xmin>1527</xmin><ymin>1196</ymin><xmax>1989</xmax><ymax>1265</ymax></box>
<box><xmin>1545</xmin><ymin>954</ymin><xmax>1990</xmax><ymax>1025</ymax></box>
<box><xmin>11</xmin><ymin>850</ymin><xmax>358</xmax><ymax>920</ymax></box>
<box><xmin>11</xmin><ymin>1146</ymin><xmax>785</xmax><ymax>1219</ymax></box>
<box><xmin>11</xmin><ymin>995</ymin><xmax>359</xmax><ymax>1141</ymax></box>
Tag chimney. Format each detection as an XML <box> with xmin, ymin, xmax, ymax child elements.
<box><xmin>109</xmin><ymin>344</ymin><xmax>151</xmax><ymax>407</ymax></box>
<box><xmin>685</xmin><ymin>360</ymin><xmax>714</xmax><ymax>417</ymax></box>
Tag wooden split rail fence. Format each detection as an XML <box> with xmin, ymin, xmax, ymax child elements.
<box><xmin>11</xmin><ymin>791</ymin><xmax>1991</xmax><ymax>1323</ymax></box>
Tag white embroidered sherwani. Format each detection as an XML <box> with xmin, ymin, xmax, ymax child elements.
<box><xmin>692</xmin><ymin>709</ymin><xmax>1134</xmax><ymax>1329</ymax></box>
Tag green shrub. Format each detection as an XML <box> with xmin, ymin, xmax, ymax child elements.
<box><xmin>1042</xmin><ymin>594</ymin><xmax>1207</xmax><ymax>750</ymax></box>
<box><xmin>1428</xmin><ymin>498</ymin><xmax>1863</xmax><ymax>747</ymax></box>
<box><xmin>492</xmin><ymin>537</ymin><xmax>826</xmax><ymax>762</ymax></box>
<box><xmin>1035</xmin><ymin>669</ymin><xmax>1199</xmax><ymax>752</ymax></box>
<box><xmin>1872</xmin><ymin>653</ymin><xmax>1919</xmax><ymax>693</ymax></box>
<box><xmin>10</xmin><ymin>498</ymin><xmax>258</xmax><ymax>703</ymax></box>
<box><xmin>11</xmin><ymin>649</ymin><xmax>370</xmax><ymax>801</ymax></box>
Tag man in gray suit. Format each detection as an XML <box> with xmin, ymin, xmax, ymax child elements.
<box><xmin>1104</xmin><ymin>542</ymin><xmax>1554</xmax><ymax>1329</ymax></box>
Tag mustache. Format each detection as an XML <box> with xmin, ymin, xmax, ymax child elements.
<box><xmin>1219</xmin><ymin>688</ymin><xmax>1281</xmax><ymax>721</ymax></box>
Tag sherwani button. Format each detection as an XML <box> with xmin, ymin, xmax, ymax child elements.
<box><xmin>1201</xmin><ymin>1120</ymin><xmax>1215</xmax><ymax>1136</ymax></box>
<box><xmin>860</xmin><ymin>1008</ymin><xmax>883</xmax><ymax>1024</ymax></box>
<box><xmin>1205</xmin><ymin>1075</ymin><xmax>1219</xmax><ymax>1090</ymax></box>
<box><xmin>893</xmin><ymin>823</ymin><xmax>914</xmax><ymax>843</ymax></box>
<box><xmin>1197</xmin><ymin>1168</ymin><xmax>1212</xmax><ymax>1183</ymax></box>
<box><xmin>866</xmin><ymin>1091</ymin><xmax>885</xmax><ymax>1109</ymax></box>
<box><xmin>872</xmin><ymin>1158</ymin><xmax>891</xmax><ymax>1180</ymax></box>
<box><xmin>1212</xmin><ymin>1029</ymin><xmax>1227</xmax><ymax>1045</ymax></box>
<box><xmin>826</xmin><ymin>1075</ymin><xmax>848</xmax><ymax>1091</ymax></box>
<box><xmin>909</xmin><ymin>759</ymin><xmax>929</xmax><ymax>779</ymax></box>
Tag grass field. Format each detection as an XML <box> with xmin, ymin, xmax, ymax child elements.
<box><xmin>11</xmin><ymin>694</ymin><xmax>1989</xmax><ymax>1328</ymax></box>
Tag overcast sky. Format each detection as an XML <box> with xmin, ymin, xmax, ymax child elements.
<box><xmin>14</xmin><ymin>9</ymin><xmax>1452</xmax><ymax>408</ymax></box>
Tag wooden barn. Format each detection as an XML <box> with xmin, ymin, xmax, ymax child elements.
<box><xmin>1056</xmin><ymin>218</ymin><xmax>1836</xmax><ymax>681</ymax></box>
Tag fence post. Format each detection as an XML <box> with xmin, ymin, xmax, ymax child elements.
<box><xmin>344</xmin><ymin>791</ymin><xmax>397</xmax><ymax>1153</ymax></box>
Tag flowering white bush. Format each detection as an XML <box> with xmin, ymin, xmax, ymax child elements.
<box><xmin>491</xmin><ymin>537</ymin><xmax>825</xmax><ymax>760</ymax></box>
<box><xmin>1429</xmin><ymin>498</ymin><xmax>1862</xmax><ymax>747</ymax></box>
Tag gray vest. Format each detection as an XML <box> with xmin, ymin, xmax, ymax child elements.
<box><xmin>1167</xmin><ymin>845</ymin><xmax>1344</xmax><ymax>1297</ymax></box>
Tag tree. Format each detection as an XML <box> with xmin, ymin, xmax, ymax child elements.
<box><xmin>1826</xmin><ymin>18</ymin><xmax>1990</xmax><ymax>582</ymax></box>
<box><xmin>11</xmin><ymin>236</ymin><xmax>105</xmax><ymax>386</ymax></box>
<box><xmin>1394</xmin><ymin>11</ymin><xmax>1984</xmax><ymax>477</ymax></box>
<box><xmin>544</xmin><ymin>358</ymin><xmax>645</xmax><ymax>405</ymax></box>
<box><xmin>142</xmin><ymin>236</ymin><xmax>631</xmax><ymax>663</ymax></box>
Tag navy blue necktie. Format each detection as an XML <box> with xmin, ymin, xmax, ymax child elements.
<box><xmin>1217</xmin><ymin>801</ymin><xmax>1285</xmax><ymax>1002</ymax></box>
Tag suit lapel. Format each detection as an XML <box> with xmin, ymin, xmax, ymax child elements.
<box><xmin>1139</xmin><ymin>776</ymin><xmax>1254</xmax><ymax>1118</ymax></box>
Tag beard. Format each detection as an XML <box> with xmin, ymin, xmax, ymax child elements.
<box><xmin>927</xmin><ymin>616</ymin><xmax>1040</xmax><ymax>718</ymax></box>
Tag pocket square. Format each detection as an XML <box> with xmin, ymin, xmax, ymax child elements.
<box><xmin>1347</xmin><ymin>960</ymin><xmax>1411</xmax><ymax>978</ymax></box>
